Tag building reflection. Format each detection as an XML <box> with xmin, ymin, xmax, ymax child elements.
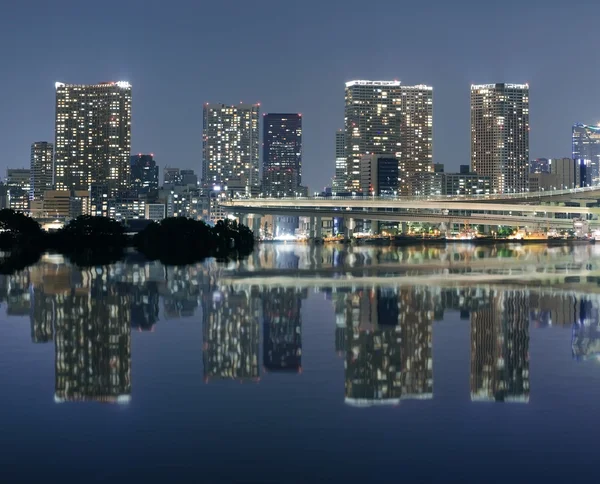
<box><xmin>344</xmin><ymin>287</ymin><xmax>433</xmax><ymax>406</ymax></box>
<box><xmin>470</xmin><ymin>290</ymin><xmax>530</xmax><ymax>403</ymax></box>
<box><xmin>263</xmin><ymin>288</ymin><xmax>305</xmax><ymax>372</ymax></box>
<box><xmin>4</xmin><ymin>249</ymin><xmax>600</xmax><ymax>404</ymax></box>
<box><xmin>202</xmin><ymin>286</ymin><xmax>260</xmax><ymax>382</ymax></box>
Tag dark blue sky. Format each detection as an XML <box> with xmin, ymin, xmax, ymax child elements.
<box><xmin>1</xmin><ymin>1</ymin><xmax>597</xmax><ymax>191</ymax></box>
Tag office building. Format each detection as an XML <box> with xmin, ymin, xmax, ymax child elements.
<box><xmin>471</xmin><ymin>83</ymin><xmax>529</xmax><ymax>193</ymax></box>
<box><xmin>442</xmin><ymin>171</ymin><xmax>491</xmax><ymax>196</ymax></box>
<box><xmin>30</xmin><ymin>142</ymin><xmax>54</xmax><ymax>201</ymax></box>
<box><xmin>130</xmin><ymin>154</ymin><xmax>159</xmax><ymax>192</ymax></box>
<box><xmin>54</xmin><ymin>81</ymin><xmax>131</xmax><ymax>195</ymax></box>
<box><xmin>202</xmin><ymin>103</ymin><xmax>260</xmax><ymax>195</ymax></box>
<box><xmin>332</xmin><ymin>130</ymin><xmax>347</xmax><ymax>193</ymax></box>
<box><xmin>90</xmin><ymin>183</ymin><xmax>109</xmax><ymax>217</ymax></box>
<box><xmin>344</xmin><ymin>80</ymin><xmax>433</xmax><ymax>193</ymax></box>
<box><xmin>180</xmin><ymin>169</ymin><xmax>198</xmax><ymax>186</ymax></box>
<box><xmin>549</xmin><ymin>157</ymin><xmax>589</xmax><ymax>189</ymax></box>
<box><xmin>6</xmin><ymin>168</ymin><xmax>31</xmax><ymax>212</ymax></box>
<box><xmin>530</xmin><ymin>158</ymin><xmax>550</xmax><ymax>174</ymax></box>
<box><xmin>145</xmin><ymin>203</ymin><xmax>165</xmax><ymax>221</ymax></box>
<box><xmin>573</xmin><ymin>123</ymin><xmax>600</xmax><ymax>185</ymax></box>
<box><xmin>359</xmin><ymin>154</ymin><xmax>399</xmax><ymax>196</ymax></box>
<box><xmin>262</xmin><ymin>113</ymin><xmax>302</xmax><ymax>197</ymax></box>
<box><xmin>163</xmin><ymin>167</ymin><xmax>182</xmax><ymax>187</ymax></box>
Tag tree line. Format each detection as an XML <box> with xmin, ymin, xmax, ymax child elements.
<box><xmin>0</xmin><ymin>209</ymin><xmax>255</xmax><ymax>270</ymax></box>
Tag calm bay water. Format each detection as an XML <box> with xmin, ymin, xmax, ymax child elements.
<box><xmin>1</xmin><ymin>243</ymin><xmax>600</xmax><ymax>482</ymax></box>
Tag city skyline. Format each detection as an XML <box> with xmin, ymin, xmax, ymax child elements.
<box><xmin>2</xmin><ymin>2</ymin><xmax>598</xmax><ymax>193</ymax></box>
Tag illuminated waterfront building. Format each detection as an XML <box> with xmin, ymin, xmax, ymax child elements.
<box><xmin>30</xmin><ymin>142</ymin><xmax>54</xmax><ymax>201</ymax></box>
<box><xmin>573</xmin><ymin>123</ymin><xmax>600</xmax><ymax>185</ymax></box>
<box><xmin>344</xmin><ymin>80</ymin><xmax>433</xmax><ymax>193</ymax></box>
<box><xmin>262</xmin><ymin>113</ymin><xmax>302</xmax><ymax>197</ymax></box>
<box><xmin>470</xmin><ymin>83</ymin><xmax>529</xmax><ymax>193</ymax></box>
<box><xmin>54</xmin><ymin>81</ymin><xmax>132</xmax><ymax>194</ymax></box>
<box><xmin>202</xmin><ymin>103</ymin><xmax>260</xmax><ymax>195</ymax></box>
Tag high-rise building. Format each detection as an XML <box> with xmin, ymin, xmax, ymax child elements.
<box><xmin>202</xmin><ymin>103</ymin><xmax>260</xmax><ymax>195</ymax></box>
<box><xmin>344</xmin><ymin>80</ymin><xmax>433</xmax><ymax>193</ymax></box>
<box><xmin>332</xmin><ymin>130</ymin><xmax>347</xmax><ymax>193</ymax></box>
<box><xmin>130</xmin><ymin>154</ymin><xmax>159</xmax><ymax>192</ymax></box>
<box><xmin>54</xmin><ymin>81</ymin><xmax>132</xmax><ymax>195</ymax></box>
<box><xmin>470</xmin><ymin>83</ymin><xmax>530</xmax><ymax>194</ymax></box>
<box><xmin>262</xmin><ymin>113</ymin><xmax>302</xmax><ymax>197</ymax></box>
<box><xmin>572</xmin><ymin>123</ymin><xmax>600</xmax><ymax>185</ymax></box>
<box><xmin>6</xmin><ymin>168</ymin><xmax>31</xmax><ymax>212</ymax></box>
<box><xmin>30</xmin><ymin>142</ymin><xmax>54</xmax><ymax>201</ymax></box>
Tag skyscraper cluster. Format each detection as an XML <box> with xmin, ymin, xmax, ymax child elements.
<box><xmin>335</xmin><ymin>80</ymin><xmax>532</xmax><ymax>196</ymax></box>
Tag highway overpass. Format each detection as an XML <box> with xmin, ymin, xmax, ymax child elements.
<box><xmin>222</xmin><ymin>187</ymin><xmax>600</xmax><ymax>229</ymax></box>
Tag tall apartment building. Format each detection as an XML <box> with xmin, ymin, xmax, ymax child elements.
<box><xmin>130</xmin><ymin>154</ymin><xmax>159</xmax><ymax>192</ymax></box>
<box><xmin>332</xmin><ymin>130</ymin><xmax>347</xmax><ymax>193</ymax></box>
<box><xmin>262</xmin><ymin>113</ymin><xmax>302</xmax><ymax>197</ymax></box>
<box><xmin>30</xmin><ymin>142</ymin><xmax>54</xmax><ymax>201</ymax></box>
<box><xmin>359</xmin><ymin>155</ymin><xmax>399</xmax><ymax>196</ymax></box>
<box><xmin>470</xmin><ymin>83</ymin><xmax>529</xmax><ymax>194</ymax></box>
<box><xmin>202</xmin><ymin>103</ymin><xmax>260</xmax><ymax>195</ymax></box>
<box><xmin>344</xmin><ymin>80</ymin><xmax>433</xmax><ymax>193</ymax></box>
<box><xmin>572</xmin><ymin>123</ymin><xmax>600</xmax><ymax>185</ymax></box>
<box><xmin>54</xmin><ymin>81</ymin><xmax>132</xmax><ymax>195</ymax></box>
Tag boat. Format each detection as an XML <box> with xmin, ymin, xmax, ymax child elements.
<box><xmin>446</xmin><ymin>229</ymin><xmax>478</xmax><ymax>242</ymax></box>
<box><xmin>508</xmin><ymin>229</ymin><xmax>548</xmax><ymax>243</ymax></box>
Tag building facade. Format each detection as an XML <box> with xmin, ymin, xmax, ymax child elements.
<box><xmin>344</xmin><ymin>80</ymin><xmax>433</xmax><ymax>193</ymax></box>
<box><xmin>54</xmin><ymin>81</ymin><xmax>132</xmax><ymax>195</ymax></box>
<box><xmin>262</xmin><ymin>113</ymin><xmax>302</xmax><ymax>197</ymax></box>
<box><xmin>202</xmin><ymin>103</ymin><xmax>260</xmax><ymax>195</ymax></box>
<box><xmin>30</xmin><ymin>142</ymin><xmax>54</xmax><ymax>201</ymax></box>
<box><xmin>130</xmin><ymin>154</ymin><xmax>159</xmax><ymax>192</ymax></box>
<box><xmin>550</xmin><ymin>157</ymin><xmax>589</xmax><ymax>189</ymax></box>
<box><xmin>163</xmin><ymin>167</ymin><xmax>182</xmax><ymax>187</ymax></box>
<box><xmin>6</xmin><ymin>168</ymin><xmax>31</xmax><ymax>212</ymax></box>
<box><xmin>332</xmin><ymin>130</ymin><xmax>347</xmax><ymax>193</ymax></box>
<box><xmin>359</xmin><ymin>155</ymin><xmax>399</xmax><ymax>196</ymax></box>
<box><xmin>471</xmin><ymin>83</ymin><xmax>529</xmax><ymax>193</ymax></box>
<box><xmin>572</xmin><ymin>123</ymin><xmax>600</xmax><ymax>185</ymax></box>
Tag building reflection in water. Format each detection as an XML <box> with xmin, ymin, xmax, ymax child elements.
<box><xmin>263</xmin><ymin>288</ymin><xmax>305</xmax><ymax>372</ymax></box>
<box><xmin>343</xmin><ymin>287</ymin><xmax>434</xmax><ymax>407</ymax></box>
<box><xmin>470</xmin><ymin>289</ymin><xmax>530</xmax><ymax>403</ymax></box>
<box><xmin>5</xmin><ymin>247</ymin><xmax>600</xmax><ymax>404</ymax></box>
<box><xmin>202</xmin><ymin>287</ymin><xmax>260</xmax><ymax>382</ymax></box>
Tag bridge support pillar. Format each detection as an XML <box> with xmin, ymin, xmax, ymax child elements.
<box><xmin>240</xmin><ymin>214</ymin><xmax>248</xmax><ymax>226</ymax></box>
<box><xmin>401</xmin><ymin>222</ymin><xmax>408</xmax><ymax>234</ymax></box>
<box><xmin>344</xmin><ymin>217</ymin><xmax>355</xmax><ymax>239</ymax></box>
<box><xmin>315</xmin><ymin>216</ymin><xmax>322</xmax><ymax>240</ymax></box>
<box><xmin>252</xmin><ymin>215</ymin><xmax>261</xmax><ymax>239</ymax></box>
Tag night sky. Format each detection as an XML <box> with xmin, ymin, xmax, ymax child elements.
<box><xmin>1</xmin><ymin>1</ymin><xmax>597</xmax><ymax>192</ymax></box>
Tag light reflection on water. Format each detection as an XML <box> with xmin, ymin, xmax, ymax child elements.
<box><xmin>2</xmin><ymin>243</ymin><xmax>600</xmax><ymax>482</ymax></box>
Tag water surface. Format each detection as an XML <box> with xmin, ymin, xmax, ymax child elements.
<box><xmin>1</xmin><ymin>244</ymin><xmax>599</xmax><ymax>482</ymax></box>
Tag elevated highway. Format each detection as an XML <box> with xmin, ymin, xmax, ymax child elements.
<box><xmin>222</xmin><ymin>187</ymin><xmax>600</xmax><ymax>228</ymax></box>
